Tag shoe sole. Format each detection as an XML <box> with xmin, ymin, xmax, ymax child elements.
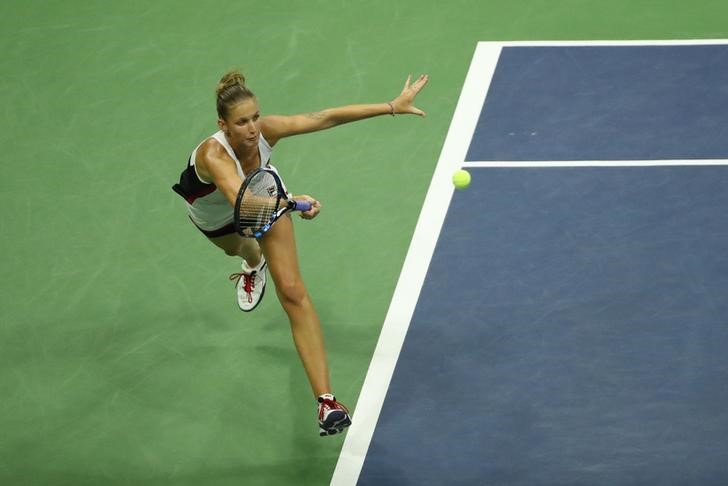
<box><xmin>319</xmin><ymin>412</ymin><xmax>352</xmax><ymax>437</ymax></box>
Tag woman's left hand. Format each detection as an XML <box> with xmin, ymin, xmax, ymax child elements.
<box><xmin>390</xmin><ymin>74</ymin><xmax>429</xmax><ymax>117</ymax></box>
<box><xmin>294</xmin><ymin>195</ymin><xmax>321</xmax><ymax>220</ymax></box>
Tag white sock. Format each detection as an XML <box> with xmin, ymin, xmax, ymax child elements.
<box><xmin>242</xmin><ymin>255</ymin><xmax>265</xmax><ymax>273</ymax></box>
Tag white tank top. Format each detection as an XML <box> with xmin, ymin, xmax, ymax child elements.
<box><xmin>186</xmin><ymin>131</ymin><xmax>273</xmax><ymax>231</ymax></box>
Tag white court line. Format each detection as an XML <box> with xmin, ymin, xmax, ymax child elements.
<box><xmin>330</xmin><ymin>39</ymin><xmax>728</xmax><ymax>486</ymax></box>
<box><xmin>329</xmin><ymin>42</ymin><xmax>502</xmax><ymax>486</ymax></box>
<box><xmin>464</xmin><ymin>160</ymin><xmax>728</xmax><ymax>167</ymax></box>
<box><xmin>483</xmin><ymin>39</ymin><xmax>728</xmax><ymax>47</ymax></box>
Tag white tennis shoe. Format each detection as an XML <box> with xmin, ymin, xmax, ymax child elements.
<box><xmin>318</xmin><ymin>394</ymin><xmax>352</xmax><ymax>436</ymax></box>
<box><xmin>229</xmin><ymin>256</ymin><xmax>267</xmax><ymax>312</ymax></box>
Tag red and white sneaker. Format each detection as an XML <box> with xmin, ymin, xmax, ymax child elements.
<box><xmin>318</xmin><ymin>394</ymin><xmax>352</xmax><ymax>436</ymax></box>
<box><xmin>228</xmin><ymin>256</ymin><xmax>267</xmax><ymax>312</ymax></box>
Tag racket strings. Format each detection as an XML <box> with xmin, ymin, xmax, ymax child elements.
<box><xmin>236</xmin><ymin>172</ymin><xmax>281</xmax><ymax>234</ymax></box>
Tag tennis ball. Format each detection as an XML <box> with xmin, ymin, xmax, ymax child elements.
<box><xmin>452</xmin><ymin>169</ymin><xmax>471</xmax><ymax>189</ymax></box>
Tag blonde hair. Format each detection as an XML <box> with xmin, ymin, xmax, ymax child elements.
<box><xmin>216</xmin><ymin>70</ymin><xmax>255</xmax><ymax>119</ymax></box>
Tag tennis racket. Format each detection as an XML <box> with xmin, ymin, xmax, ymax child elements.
<box><xmin>234</xmin><ymin>167</ymin><xmax>313</xmax><ymax>238</ymax></box>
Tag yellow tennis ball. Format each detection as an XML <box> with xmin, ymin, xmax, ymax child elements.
<box><xmin>452</xmin><ymin>169</ymin><xmax>471</xmax><ymax>189</ymax></box>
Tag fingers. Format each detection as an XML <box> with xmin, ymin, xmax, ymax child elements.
<box><xmin>295</xmin><ymin>194</ymin><xmax>319</xmax><ymax>205</ymax></box>
<box><xmin>296</xmin><ymin>195</ymin><xmax>321</xmax><ymax>219</ymax></box>
<box><xmin>411</xmin><ymin>74</ymin><xmax>429</xmax><ymax>92</ymax></box>
<box><xmin>300</xmin><ymin>207</ymin><xmax>320</xmax><ymax>219</ymax></box>
<box><xmin>407</xmin><ymin>105</ymin><xmax>426</xmax><ymax>117</ymax></box>
<box><xmin>401</xmin><ymin>74</ymin><xmax>429</xmax><ymax>94</ymax></box>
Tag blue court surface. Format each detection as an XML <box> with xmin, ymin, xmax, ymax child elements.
<box><xmin>466</xmin><ymin>45</ymin><xmax>728</xmax><ymax>161</ymax></box>
<box><xmin>334</xmin><ymin>42</ymin><xmax>728</xmax><ymax>485</ymax></box>
<box><xmin>360</xmin><ymin>166</ymin><xmax>728</xmax><ymax>485</ymax></box>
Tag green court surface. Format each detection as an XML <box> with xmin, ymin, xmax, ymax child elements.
<box><xmin>1</xmin><ymin>1</ymin><xmax>726</xmax><ymax>484</ymax></box>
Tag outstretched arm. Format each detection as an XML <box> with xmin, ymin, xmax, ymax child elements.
<box><xmin>260</xmin><ymin>74</ymin><xmax>429</xmax><ymax>145</ymax></box>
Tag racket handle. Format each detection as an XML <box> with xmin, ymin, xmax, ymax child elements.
<box><xmin>292</xmin><ymin>200</ymin><xmax>313</xmax><ymax>212</ymax></box>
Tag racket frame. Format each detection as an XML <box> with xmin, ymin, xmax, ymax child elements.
<box><xmin>233</xmin><ymin>167</ymin><xmax>311</xmax><ymax>238</ymax></box>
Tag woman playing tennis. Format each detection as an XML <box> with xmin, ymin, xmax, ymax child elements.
<box><xmin>173</xmin><ymin>70</ymin><xmax>428</xmax><ymax>436</ymax></box>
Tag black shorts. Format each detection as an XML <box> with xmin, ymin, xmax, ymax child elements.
<box><xmin>190</xmin><ymin>217</ymin><xmax>237</xmax><ymax>238</ymax></box>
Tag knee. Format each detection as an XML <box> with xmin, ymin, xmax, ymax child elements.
<box><xmin>275</xmin><ymin>279</ymin><xmax>308</xmax><ymax>308</ymax></box>
<box><xmin>222</xmin><ymin>242</ymin><xmax>248</xmax><ymax>258</ymax></box>
<box><xmin>223</xmin><ymin>247</ymin><xmax>239</xmax><ymax>257</ymax></box>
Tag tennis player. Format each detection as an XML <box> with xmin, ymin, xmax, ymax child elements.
<box><xmin>173</xmin><ymin>70</ymin><xmax>428</xmax><ymax>436</ymax></box>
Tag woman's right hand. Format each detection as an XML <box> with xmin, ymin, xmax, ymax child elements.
<box><xmin>294</xmin><ymin>195</ymin><xmax>321</xmax><ymax>220</ymax></box>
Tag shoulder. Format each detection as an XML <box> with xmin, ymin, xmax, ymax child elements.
<box><xmin>260</xmin><ymin>115</ymin><xmax>293</xmax><ymax>147</ymax></box>
<box><xmin>197</xmin><ymin>136</ymin><xmax>229</xmax><ymax>163</ymax></box>
<box><xmin>195</xmin><ymin>137</ymin><xmax>236</xmax><ymax>179</ymax></box>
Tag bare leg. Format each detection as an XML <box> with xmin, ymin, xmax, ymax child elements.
<box><xmin>258</xmin><ymin>215</ymin><xmax>331</xmax><ymax>397</ymax></box>
<box><xmin>208</xmin><ymin>232</ymin><xmax>263</xmax><ymax>268</ymax></box>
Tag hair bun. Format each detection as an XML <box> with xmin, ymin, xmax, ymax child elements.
<box><xmin>216</xmin><ymin>70</ymin><xmax>246</xmax><ymax>96</ymax></box>
<box><xmin>215</xmin><ymin>69</ymin><xmax>255</xmax><ymax>119</ymax></box>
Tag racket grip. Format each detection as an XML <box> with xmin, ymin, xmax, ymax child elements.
<box><xmin>292</xmin><ymin>200</ymin><xmax>313</xmax><ymax>212</ymax></box>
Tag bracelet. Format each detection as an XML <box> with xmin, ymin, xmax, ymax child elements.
<box><xmin>387</xmin><ymin>102</ymin><xmax>395</xmax><ymax>116</ymax></box>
